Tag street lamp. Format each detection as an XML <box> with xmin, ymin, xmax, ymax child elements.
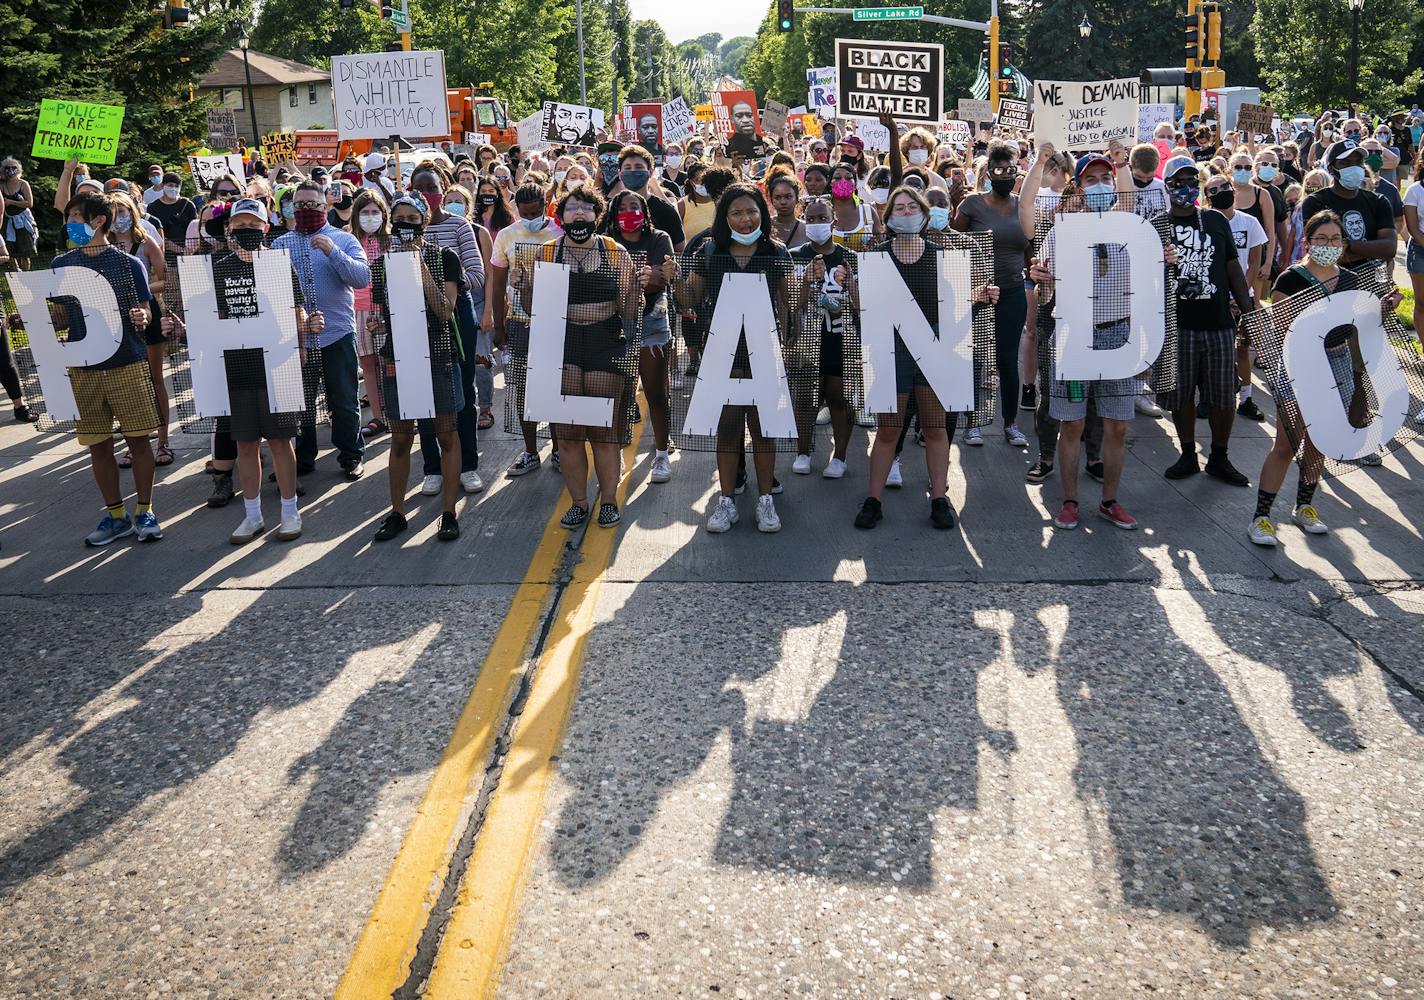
<box><xmin>1078</xmin><ymin>15</ymin><xmax>1092</xmax><ymax>38</ymax></box>
<box><xmin>1347</xmin><ymin>0</ymin><xmax>1364</xmax><ymax>110</ymax></box>
<box><xmin>237</xmin><ymin>28</ymin><xmax>260</xmax><ymax>149</ymax></box>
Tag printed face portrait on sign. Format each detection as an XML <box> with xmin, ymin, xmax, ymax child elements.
<box><xmin>631</xmin><ymin>103</ymin><xmax>663</xmax><ymax>151</ymax></box>
<box><xmin>715</xmin><ymin>91</ymin><xmax>769</xmax><ymax>159</ymax></box>
<box><xmin>543</xmin><ymin>102</ymin><xmax>601</xmax><ymax>147</ymax></box>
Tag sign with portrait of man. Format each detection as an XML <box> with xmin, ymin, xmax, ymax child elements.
<box><xmin>712</xmin><ymin>89</ymin><xmax>770</xmax><ymax>159</ymax></box>
<box><xmin>540</xmin><ymin>101</ymin><xmax>606</xmax><ymax>147</ymax></box>
<box><xmin>629</xmin><ymin>103</ymin><xmax>663</xmax><ymax>156</ymax></box>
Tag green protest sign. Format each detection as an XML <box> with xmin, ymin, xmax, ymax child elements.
<box><xmin>32</xmin><ymin>98</ymin><xmax>125</xmax><ymax>165</ymax></box>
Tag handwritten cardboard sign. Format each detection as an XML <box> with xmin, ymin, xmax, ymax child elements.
<box><xmin>32</xmin><ymin>98</ymin><xmax>124</xmax><ymax>165</ymax></box>
<box><xmin>331</xmin><ymin>50</ymin><xmax>449</xmax><ymax>140</ymax></box>
<box><xmin>1033</xmin><ymin>78</ymin><xmax>1138</xmax><ymax>151</ymax></box>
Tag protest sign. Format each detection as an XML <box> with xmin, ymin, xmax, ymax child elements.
<box><xmin>541</xmin><ymin>101</ymin><xmax>604</xmax><ymax>147</ymax></box>
<box><xmin>996</xmin><ymin>97</ymin><xmax>1032</xmax><ymax>131</ymax></box>
<box><xmin>331</xmin><ymin>50</ymin><xmax>449</xmax><ymax>140</ymax></box>
<box><xmin>206</xmin><ymin>107</ymin><xmax>238</xmax><ymax>150</ymax></box>
<box><xmin>807</xmin><ymin>66</ymin><xmax>838</xmax><ymax>113</ymax></box>
<box><xmin>1033</xmin><ymin>78</ymin><xmax>1138</xmax><ymax>151</ymax></box>
<box><xmin>1137</xmin><ymin>103</ymin><xmax>1175</xmax><ymax>140</ymax></box>
<box><xmin>188</xmin><ymin>153</ymin><xmax>245</xmax><ymax>189</ymax></box>
<box><xmin>694</xmin><ymin>103</ymin><xmax>715</xmax><ymax>124</ymax></box>
<box><xmin>662</xmin><ymin>97</ymin><xmax>695</xmax><ymax>144</ymax></box>
<box><xmin>1235</xmin><ymin>102</ymin><xmax>1274</xmax><ymax>137</ymax></box>
<box><xmin>762</xmin><ymin>99</ymin><xmax>790</xmax><ymax>139</ymax></box>
<box><xmin>801</xmin><ymin>113</ymin><xmax>822</xmax><ymax>136</ymax></box>
<box><xmin>516</xmin><ymin>110</ymin><xmax>546</xmax><ymax>151</ymax></box>
<box><xmin>463</xmin><ymin>131</ymin><xmax>490</xmax><ymax>145</ymax></box>
<box><xmin>628</xmin><ymin>103</ymin><xmax>664</xmax><ymax>153</ymax></box>
<box><xmin>852</xmin><ymin>118</ymin><xmax>892</xmax><ymax>152</ymax></box>
<box><xmin>937</xmin><ymin>118</ymin><xmax>972</xmax><ymax>145</ymax></box>
<box><xmin>713</xmin><ymin>90</ymin><xmax>770</xmax><ymax>158</ymax></box>
<box><xmin>835</xmin><ymin>38</ymin><xmax>942</xmax><ymax>124</ymax></box>
<box><xmin>957</xmin><ymin>98</ymin><xmax>993</xmax><ymax>124</ymax></box>
<box><xmin>260</xmin><ymin>131</ymin><xmax>296</xmax><ymax>164</ymax></box>
<box><xmin>32</xmin><ymin>99</ymin><xmax>124</xmax><ymax>165</ymax></box>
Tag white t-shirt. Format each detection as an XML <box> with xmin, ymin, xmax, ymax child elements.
<box><xmin>1225</xmin><ymin>209</ymin><xmax>1268</xmax><ymax>285</ymax></box>
<box><xmin>142</xmin><ymin>185</ymin><xmax>165</xmax><ymax>206</ymax></box>
<box><xmin>1129</xmin><ymin>177</ymin><xmax>1169</xmax><ymax>219</ymax></box>
<box><xmin>1403</xmin><ymin>182</ymin><xmax>1424</xmax><ymax>249</ymax></box>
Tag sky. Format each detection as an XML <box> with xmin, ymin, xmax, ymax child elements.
<box><xmin>628</xmin><ymin>0</ymin><xmax>768</xmax><ymax>44</ymax></box>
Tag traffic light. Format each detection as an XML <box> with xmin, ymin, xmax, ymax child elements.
<box><xmin>1203</xmin><ymin>3</ymin><xmax>1222</xmax><ymax>65</ymax></box>
<box><xmin>1185</xmin><ymin>10</ymin><xmax>1203</xmax><ymax>64</ymax></box>
<box><xmin>777</xmin><ymin>0</ymin><xmax>794</xmax><ymax>33</ymax></box>
<box><xmin>339</xmin><ymin>0</ymin><xmax>357</xmax><ymax>8</ymax></box>
<box><xmin>997</xmin><ymin>43</ymin><xmax>1015</xmax><ymax>95</ymax></box>
<box><xmin>162</xmin><ymin>1</ymin><xmax>189</xmax><ymax>28</ymax></box>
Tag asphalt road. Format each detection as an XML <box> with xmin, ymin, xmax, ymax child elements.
<box><xmin>1</xmin><ymin>363</ymin><xmax>1421</xmax><ymax>998</ymax></box>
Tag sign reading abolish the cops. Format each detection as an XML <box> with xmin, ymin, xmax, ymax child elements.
<box><xmin>331</xmin><ymin>50</ymin><xmax>449</xmax><ymax>140</ymax></box>
<box><xmin>1033</xmin><ymin>78</ymin><xmax>1139</xmax><ymax>151</ymax></box>
<box><xmin>32</xmin><ymin>99</ymin><xmax>125</xmax><ymax>165</ymax></box>
<box><xmin>834</xmin><ymin>38</ymin><xmax>943</xmax><ymax>124</ymax></box>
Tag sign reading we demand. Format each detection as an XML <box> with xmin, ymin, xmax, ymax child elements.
<box><xmin>835</xmin><ymin>38</ymin><xmax>943</xmax><ymax>124</ymax></box>
<box><xmin>331</xmin><ymin>50</ymin><xmax>449</xmax><ymax>140</ymax></box>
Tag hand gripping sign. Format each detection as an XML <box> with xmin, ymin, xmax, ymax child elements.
<box><xmin>6</xmin><ymin>266</ymin><xmax>127</xmax><ymax>420</ymax></box>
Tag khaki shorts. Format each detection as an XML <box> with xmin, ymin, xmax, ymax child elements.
<box><xmin>71</xmin><ymin>361</ymin><xmax>159</xmax><ymax>446</ymax></box>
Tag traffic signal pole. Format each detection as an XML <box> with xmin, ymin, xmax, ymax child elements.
<box><xmin>988</xmin><ymin>8</ymin><xmax>1000</xmax><ymax>114</ymax></box>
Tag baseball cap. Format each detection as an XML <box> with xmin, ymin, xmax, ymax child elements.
<box><xmin>841</xmin><ymin>135</ymin><xmax>865</xmax><ymax>151</ymax></box>
<box><xmin>74</xmin><ymin>177</ymin><xmax>103</xmax><ymax>194</ymax></box>
<box><xmin>1162</xmin><ymin>154</ymin><xmax>1199</xmax><ymax>180</ymax></box>
<box><xmin>310</xmin><ymin>166</ymin><xmax>329</xmax><ymax>181</ymax></box>
<box><xmin>363</xmin><ymin>152</ymin><xmax>386</xmax><ymax>173</ymax></box>
<box><xmin>1322</xmin><ymin>139</ymin><xmax>1362</xmax><ymax>169</ymax></box>
<box><xmin>147</xmin><ymin>163</ymin><xmax>163</xmax><ymax>174</ymax></box>
<box><xmin>229</xmin><ymin>198</ymin><xmax>268</xmax><ymax>222</ymax></box>
<box><xmin>1073</xmin><ymin>152</ymin><xmax>1112</xmax><ymax>181</ymax></box>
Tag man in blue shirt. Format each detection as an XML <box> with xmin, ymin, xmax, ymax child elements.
<box><xmin>274</xmin><ymin>180</ymin><xmax>372</xmax><ymax>479</ymax></box>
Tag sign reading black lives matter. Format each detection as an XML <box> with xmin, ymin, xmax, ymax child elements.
<box><xmin>331</xmin><ymin>50</ymin><xmax>449</xmax><ymax>140</ymax></box>
<box><xmin>997</xmin><ymin>97</ymin><xmax>1032</xmax><ymax>131</ymax></box>
<box><xmin>834</xmin><ymin>37</ymin><xmax>943</xmax><ymax>125</ymax></box>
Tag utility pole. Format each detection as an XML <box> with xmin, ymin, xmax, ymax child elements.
<box><xmin>988</xmin><ymin>0</ymin><xmax>1000</xmax><ymax>114</ymax></box>
<box><xmin>575</xmin><ymin>0</ymin><xmax>588</xmax><ymax>105</ymax></box>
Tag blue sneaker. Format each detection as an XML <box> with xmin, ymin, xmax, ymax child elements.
<box><xmin>134</xmin><ymin>509</ymin><xmax>163</xmax><ymax>543</ymax></box>
<box><xmin>85</xmin><ymin>513</ymin><xmax>134</xmax><ymax>547</ymax></box>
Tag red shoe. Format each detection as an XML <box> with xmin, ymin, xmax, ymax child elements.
<box><xmin>1098</xmin><ymin>500</ymin><xmax>1138</xmax><ymax>530</ymax></box>
<box><xmin>1053</xmin><ymin>501</ymin><xmax>1079</xmax><ymax>530</ymax></box>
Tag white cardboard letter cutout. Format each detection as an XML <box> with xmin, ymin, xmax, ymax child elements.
<box><xmin>857</xmin><ymin>248</ymin><xmax>975</xmax><ymax>412</ymax></box>
<box><xmin>682</xmin><ymin>271</ymin><xmax>796</xmax><ymax>437</ymax></box>
<box><xmin>179</xmin><ymin>250</ymin><xmax>304</xmax><ymax>416</ymax></box>
<box><xmin>382</xmin><ymin>250</ymin><xmax>438</xmax><ymax>419</ymax></box>
<box><xmin>5</xmin><ymin>266</ymin><xmax>124</xmax><ymax>420</ymax></box>
<box><xmin>1051</xmin><ymin>211</ymin><xmax>1166</xmax><ymax>380</ymax></box>
<box><xmin>1282</xmin><ymin>289</ymin><xmax>1408</xmax><ymax>461</ymax></box>
<box><xmin>524</xmin><ymin>259</ymin><xmax>616</xmax><ymax>427</ymax></box>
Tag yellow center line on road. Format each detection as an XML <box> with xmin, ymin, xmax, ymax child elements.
<box><xmin>421</xmin><ymin>419</ymin><xmax>644</xmax><ymax>998</ymax></box>
<box><xmin>335</xmin><ymin>400</ymin><xmax>645</xmax><ymax>999</ymax></box>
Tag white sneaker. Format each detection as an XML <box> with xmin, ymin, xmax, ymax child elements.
<box><xmin>886</xmin><ymin>457</ymin><xmax>903</xmax><ymax>488</ymax></box>
<box><xmin>965</xmin><ymin>427</ymin><xmax>984</xmax><ymax>446</ymax></box>
<box><xmin>1292</xmin><ymin>505</ymin><xmax>1330</xmax><ymax>535</ymax></box>
<box><xmin>792</xmin><ymin>453</ymin><xmax>812</xmax><ymax>475</ymax></box>
<box><xmin>650</xmin><ymin>453</ymin><xmax>672</xmax><ymax>483</ymax></box>
<box><xmin>460</xmin><ymin>470</ymin><xmax>484</xmax><ymax>494</ymax></box>
<box><xmin>1247</xmin><ymin>516</ymin><xmax>1278</xmax><ymax>547</ymax></box>
<box><xmin>277</xmin><ymin>511</ymin><xmax>302</xmax><ymax>541</ymax></box>
<box><xmin>230</xmin><ymin>515</ymin><xmax>265</xmax><ymax>545</ymax></box>
<box><xmin>856</xmin><ymin>410</ymin><xmax>876</xmax><ymax>428</ymax></box>
<box><xmin>755</xmin><ymin>494</ymin><xmax>782</xmax><ymax>533</ymax></box>
<box><xmin>1135</xmin><ymin>394</ymin><xmax>1164</xmax><ymax>417</ymax></box>
<box><xmin>706</xmin><ymin>495</ymin><xmax>738</xmax><ymax>533</ymax></box>
<box><xmin>815</xmin><ymin>406</ymin><xmax>831</xmax><ymax>426</ymax></box>
<box><xmin>823</xmin><ymin>457</ymin><xmax>847</xmax><ymax>479</ymax></box>
<box><xmin>420</xmin><ymin>474</ymin><xmax>442</xmax><ymax>496</ymax></box>
<box><xmin>1004</xmin><ymin>424</ymin><xmax>1028</xmax><ymax>448</ymax></box>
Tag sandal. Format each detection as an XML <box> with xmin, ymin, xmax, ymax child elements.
<box><xmin>477</xmin><ymin>410</ymin><xmax>495</xmax><ymax>430</ymax></box>
<box><xmin>155</xmin><ymin>445</ymin><xmax>175</xmax><ymax>466</ymax></box>
<box><xmin>362</xmin><ymin>418</ymin><xmax>389</xmax><ymax>438</ymax></box>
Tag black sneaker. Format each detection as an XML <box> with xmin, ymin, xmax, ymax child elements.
<box><xmin>1085</xmin><ymin>461</ymin><xmax>1105</xmax><ymax>484</ymax></box>
<box><xmin>437</xmin><ymin>511</ymin><xmax>460</xmax><ymax>541</ymax></box>
<box><xmin>207</xmin><ymin>471</ymin><xmax>235</xmax><ymax>508</ymax></box>
<box><xmin>1020</xmin><ymin>383</ymin><xmax>1037</xmax><ymax>411</ymax></box>
<box><xmin>854</xmin><ymin>497</ymin><xmax>883</xmax><ymax>530</ymax></box>
<box><xmin>374</xmin><ymin>511</ymin><xmax>408</xmax><ymax>541</ymax></box>
<box><xmin>930</xmin><ymin>497</ymin><xmax>957</xmax><ymax>530</ymax></box>
<box><xmin>560</xmin><ymin>503</ymin><xmax>588</xmax><ymax>529</ymax></box>
<box><xmin>1237</xmin><ymin>397</ymin><xmax>1266</xmax><ymax>421</ymax></box>
<box><xmin>1164</xmin><ymin>453</ymin><xmax>1200</xmax><ymax>479</ymax></box>
<box><xmin>597</xmin><ymin>502</ymin><xmax>620</xmax><ymax>528</ymax></box>
<box><xmin>1205</xmin><ymin>453</ymin><xmax>1250</xmax><ymax>486</ymax></box>
<box><xmin>735</xmin><ymin>466</ymin><xmax>747</xmax><ymax>495</ymax></box>
<box><xmin>771</xmin><ymin>477</ymin><xmax>783</xmax><ymax>496</ymax></box>
<box><xmin>13</xmin><ymin>404</ymin><xmax>38</xmax><ymax>423</ymax></box>
<box><xmin>1025</xmin><ymin>459</ymin><xmax>1054</xmax><ymax>484</ymax></box>
<box><xmin>342</xmin><ymin>461</ymin><xmax>365</xmax><ymax>481</ymax></box>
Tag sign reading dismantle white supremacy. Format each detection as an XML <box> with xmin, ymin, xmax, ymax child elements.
<box><xmin>1033</xmin><ymin>78</ymin><xmax>1139</xmax><ymax>151</ymax></box>
<box><xmin>331</xmin><ymin>50</ymin><xmax>449</xmax><ymax>140</ymax></box>
<box><xmin>834</xmin><ymin>38</ymin><xmax>943</xmax><ymax>124</ymax></box>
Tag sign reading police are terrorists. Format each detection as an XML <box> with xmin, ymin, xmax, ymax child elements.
<box><xmin>834</xmin><ymin>38</ymin><xmax>943</xmax><ymax>124</ymax></box>
<box><xmin>331</xmin><ymin>50</ymin><xmax>449</xmax><ymax>140</ymax></box>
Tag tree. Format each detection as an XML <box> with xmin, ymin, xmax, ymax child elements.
<box><xmin>629</xmin><ymin>19</ymin><xmax>676</xmax><ymax>101</ymax></box>
<box><xmin>719</xmin><ymin>36</ymin><xmax>755</xmax><ymax>79</ymax></box>
<box><xmin>251</xmin><ymin>0</ymin><xmax>384</xmax><ymax>67</ymax></box>
<box><xmin>1253</xmin><ymin>0</ymin><xmax>1422</xmax><ymax>113</ymax></box>
<box><xmin>1018</xmin><ymin>0</ymin><xmax>1176</xmax><ymax>82</ymax></box>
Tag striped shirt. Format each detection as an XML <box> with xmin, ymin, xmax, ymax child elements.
<box><xmin>424</xmin><ymin>213</ymin><xmax>484</xmax><ymax>294</ymax></box>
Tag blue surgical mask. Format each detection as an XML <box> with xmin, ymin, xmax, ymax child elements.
<box><xmin>1257</xmin><ymin>165</ymin><xmax>1278</xmax><ymax>182</ymax></box>
<box><xmin>693</xmin><ymin>183</ymin><xmax>709</xmax><ymax>198</ymax></box>
<box><xmin>445</xmin><ymin>201</ymin><xmax>468</xmax><ymax>217</ymax></box>
<box><xmin>1083</xmin><ymin>182</ymin><xmax>1117</xmax><ymax>212</ymax></box>
<box><xmin>66</xmin><ymin>221</ymin><xmax>95</xmax><ymax>245</ymax></box>
<box><xmin>281</xmin><ymin>202</ymin><xmax>295</xmax><ymax>220</ymax></box>
<box><xmin>887</xmin><ymin>212</ymin><xmax>925</xmax><ymax>234</ymax></box>
<box><xmin>730</xmin><ymin>227</ymin><xmax>761</xmax><ymax>246</ymax></box>
<box><xmin>1337</xmin><ymin>165</ymin><xmax>1367</xmax><ymax>190</ymax></box>
<box><xmin>927</xmin><ymin>205</ymin><xmax>951</xmax><ymax>230</ymax></box>
<box><xmin>523</xmin><ymin>215</ymin><xmax>548</xmax><ymax>231</ymax></box>
<box><xmin>1231</xmin><ymin>168</ymin><xmax>1253</xmax><ymax>185</ymax></box>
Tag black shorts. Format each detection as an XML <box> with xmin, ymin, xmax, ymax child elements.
<box><xmin>562</xmin><ymin>319</ymin><xmax>626</xmax><ymax>374</ymax></box>
<box><xmin>215</xmin><ymin>353</ymin><xmax>301</xmax><ymax>442</ymax></box>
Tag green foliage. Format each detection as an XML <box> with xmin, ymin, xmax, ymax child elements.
<box><xmin>630</xmin><ymin>19</ymin><xmax>677</xmax><ymax>101</ymax></box>
<box><xmin>1253</xmin><ymin>0</ymin><xmax>1423</xmax><ymax>114</ymax></box>
<box><xmin>719</xmin><ymin>36</ymin><xmax>755</xmax><ymax>79</ymax></box>
<box><xmin>1018</xmin><ymin>0</ymin><xmax>1179</xmax><ymax>82</ymax></box>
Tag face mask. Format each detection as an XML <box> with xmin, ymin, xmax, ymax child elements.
<box><xmin>358</xmin><ymin>212</ymin><xmax>383</xmax><ymax>234</ymax></box>
<box><xmin>564</xmin><ymin>219</ymin><xmax>596</xmax><ymax>242</ymax></box>
<box><xmin>112</xmin><ymin>214</ymin><xmax>134</xmax><ymax>234</ymax></box>
<box><xmin>553</xmin><ymin>170</ymin><xmax>568</xmax><ymax>185</ymax></box>
<box><xmin>831</xmin><ymin>179</ymin><xmax>855</xmax><ymax>199</ymax></box>
<box><xmin>1169</xmin><ymin>184</ymin><xmax>1198</xmax><ymax>208</ymax></box>
<box><xmin>1208</xmin><ymin>189</ymin><xmax>1235</xmax><ymax>210</ymax></box>
<box><xmin>1345</xmin><ymin>130</ymin><xmax>1361</xmax><ymax>142</ymax></box>
<box><xmin>163</xmin><ymin>185</ymin><xmax>181</xmax><ymax>200</ymax></box>
<box><xmin>281</xmin><ymin>202</ymin><xmax>295</xmax><ymax>221</ymax></box>
<box><xmin>665</xmin><ymin>155</ymin><xmax>682</xmax><ymax>169</ymax></box>
<box><xmin>1083</xmin><ymin>182</ymin><xmax>1117</xmax><ymax>212</ymax></box>
<box><xmin>421</xmin><ymin>191</ymin><xmax>442</xmax><ymax>215</ymax></box>
<box><xmin>990</xmin><ymin>178</ymin><xmax>1016</xmax><ymax>197</ymax></box>
<box><xmin>927</xmin><ymin>205</ymin><xmax>951</xmax><ymax>230</ymax></box>
<box><xmin>617</xmin><ymin>209</ymin><xmax>645</xmax><ymax>233</ymax></box>
<box><xmin>887</xmin><ymin>212</ymin><xmax>924</xmax><ymax>234</ymax></box>
<box><xmin>693</xmin><ymin>183</ymin><xmax>709</xmax><ymax>198</ymax></box>
<box><xmin>294</xmin><ymin>204</ymin><xmax>326</xmax><ymax>235</ymax></box>
<box><xmin>391</xmin><ymin>221</ymin><xmax>422</xmax><ymax>244</ymax></box>
<box><xmin>866</xmin><ymin>188</ymin><xmax>888</xmax><ymax>204</ymax></box>
<box><xmin>446</xmin><ymin>201</ymin><xmax>469</xmax><ymax>217</ymax></box>
<box><xmin>231</xmin><ymin>228</ymin><xmax>265</xmax><ymax>251</ymax></box>
<box><xmin>805</xmin><ymin>222</ymin><xmax>833</xmax><ymax>243</ymax></box>
<box><xmin>1308</xmin><ymin>244</ymin><xmax>1344</xmax><ymax>267</ymax></box>
<box><xmin>478</xmin><ymin>194</ymin><xmax>498</xmax><ymax>208</ymax></box>
<box><xmin>522</xmin><ymin>215</ymin><xmax>548</xmax><ymax>231</ymax></box>
<box><xmin>1231</xmin><ymin>168</ymin><xmax>1253</xmax><ymax>185</ymax></box>
<box><xmin>1337</xmin><ymin>165</ymin><xmax>1366</xmax><ymax>190</ymax></box>
<box><xmin>621</xmin><ymin>169</ymin><xmax>650</xmax><ymax>191</ymax></box>
<box><xmin>1132</xmin><ymin>174</ymin><xmax>1153</xmax><ymax>188</ymax></box>
<box><xmin>1364</xmin><ymin>153</ymin><xmax>1384</xmax><ymax>171</ymax></box>
<box><xmin>66</xmin><ymin>221</ymin><xmax>95</xmax><ymax>246</ymax></box>
<box><xmin>907</xmin><ymin>149</ymin><xmax>929</xmax><ymax>166</ymax></box>
<box><xmin>342</xmin><ymin>171</ymin><xmax>363</xmax><ymax>186</ymax></box>
<box><xmin>1257</xmin><ymin>165</ymin><xmax>1278</xmax><ymax>182</ymax></box>
<box><xmin>730</xmin><ymin>227</ymin><xmax>762</xmax><ymax>246</ymax></box>
<box><xmin>600</xmin><ymin>159</ymin><xmax>620</xmax><ymax>185</ymax></box>
<box><xmin>149</xmin><ymin>174</ymin><xmax>162</xmax><ymax>186</ymax></box>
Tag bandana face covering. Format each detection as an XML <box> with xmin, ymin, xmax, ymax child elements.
<box><xmin>294</xmin><ymin>204</ymin><xmax>326</xmax><ymax>235</ymax></box>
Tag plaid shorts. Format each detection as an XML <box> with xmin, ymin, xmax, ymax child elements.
<box><xmin>1159</xmin><ymin>326</ymin><xmax>1236</xmax><ymax>412</ymax></box>
<box><xmin>71</xmin><ymin>361</ymin><xmax>159</xmax><ymax>446</ymax></box>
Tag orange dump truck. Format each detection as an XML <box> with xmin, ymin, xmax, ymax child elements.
<box><xmin>290</xmin><ymin>84</ymin><xmax>516</xmax><ymax>166</ymax></box>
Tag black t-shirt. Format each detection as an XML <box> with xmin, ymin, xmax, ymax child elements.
<box><xmin>210</xmin><ymin>251</ymin><xmax>306</xmax><ymax>392</ymax></box>
<box><xmin>147</xmin><ymin>196</ymin><xmax>197</xmax><ymax>248</ymax></box>
<box><xmin>660</xmin><ymin>173</ymin><xmax>685</xmax><ymax>200</ymax></box>
<box><xmin>370</xmin><ymin>245</ymin><xmax>463</xmax><ymax>369</ymax></box>
<box><xmin>1273</xmin><ymin>262</ymin><xmax>1363</xmax><ymax>300</ymax></box>
<box><xmin>645</xmin><ymin>194</ymin><xmax>685</xmax><ymax>247</ymax></box>
<box><xmin>617</xmin><ymin>229</ymin><xmax>674</xmax><ymax>315</ymax></box>
<box><xmin>1162</xmin><ymin>209</ymin><xmax>1236</xmax><ymax>330</ymax></box>
<box><xmin>789</xmin><ymin>241</ymin><xmax>855</xmax><ymax>337</ymax></box>
<box><xmin>52</xmin><ymin>246</ymin><xmax>153</xmax><ymax>371</ymax></box>
<box><xmin>1299</xmin><ymin>187</ymin><xmax>1395</xmax><ymax>269</ymax></box>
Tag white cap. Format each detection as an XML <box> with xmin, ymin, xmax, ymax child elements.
<box><xmin>363</xmin><ymin>152</ymin><xmax>387</xmax><ymax>173</ymax></box>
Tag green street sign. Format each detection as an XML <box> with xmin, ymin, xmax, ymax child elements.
<box><xmin>852</xmin><ymin>5</ymin><xmax>923</xmax><ymax>21</ymax></box>
<box><xmin>389</xmin><ymin>8</ymin><xmax>409</xmax><ymax>27</ymax></box>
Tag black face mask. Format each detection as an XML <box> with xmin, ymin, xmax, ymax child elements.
<box><xmin>990</xmin><ymin>178</ymin><xmax>1016</xmax><ymax>197</ymax></box>
<box><xmin>1132</xmin><ymin>174</ymin><xmax>1153</xmax><ymax>188</ymax></box>
<box><xmin>478</xmin><ymin>195</ymin><xmax>498</xmax><ymax>207</ymax></box>
<box><xmin>231</xmin><ymin>228</ymin><xmax>265</xmax><ymax>251</ymax></box>
<box><xmin>335</xmin><ymin>197</ymin><xmax>353</xmax><ymax>212</ymax></box>
<box><xmin>564</xmin><ymin>219</ymin><xmax>596</xmax><ymax>242</ymax></box>
<box><xmin>391</xmin><ymin>222</ymin><xmax>422</xmax><ymax>243</ymax></box>
<box><xmin>1208</xmin><ymin>189</ymin><xmax>1235</xmax><ymax>210</ymax></box>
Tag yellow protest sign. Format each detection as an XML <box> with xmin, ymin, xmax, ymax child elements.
<box><xmin>694</xmin><ymin>103</ymin><xmax>715</xmax><ymax>124</ymax></box>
